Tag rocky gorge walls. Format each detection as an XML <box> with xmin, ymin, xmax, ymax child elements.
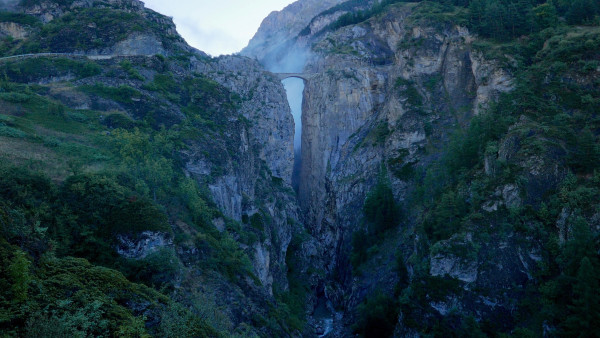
<box><xmin>246</xmin><ymin>0</ymin><xmax>521</xmax><ymax>334</ymax></box>
<box><xmin>298</xmin><ymin>3</ymin><xmax>514</xmax><ymax>278</ymax></box>
<box><xmin>190</xmin><ymin>54</ymin><xmax>300</xmax><ymax>294</ymax></box>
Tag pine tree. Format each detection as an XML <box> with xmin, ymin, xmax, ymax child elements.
<box><xmin>485</xmin><ymin>1</ymin><xmax>510</xmax><ymax>40</ymax></box>
<box><xmin>468</xmin><ymin>0</ymin><xmax>487</xmax><ymax>34</ymax></box>
<box><xmin>566</xmin><ymin>0</ymin><xmax>599</xmax><ymax>25</ymax></box>
<box><xmin>506</xmin><ymin>0</ymin><xmax>534</xmax><ymax>37</ymax></box>
<box><xmin>563</xmin><ymin>257</ymin><xmax>600</xmax><ymax>336</ymax></box>
<box><xmin>533</xmin><ymin>2</ymin><xmax>559</xmax><ymax>30</ymax></box>
<box><xmin>560</xmin><ymin>217</ymin><xmax>596</xmax><ymax>276</ymax></box>
<box><xmin>7</xmin><ymin>249</ymin><xmax>30</xmax><ymax>303</ymax></box>
<box><xmin>571</xmin><ymin>128</ymin><xmax>599</xmax><ymax>174</ymax></box>
<box><xmin>363</xmin><ymin>168</ymin><xmax>400</xmax><ymax>235</ymax></box>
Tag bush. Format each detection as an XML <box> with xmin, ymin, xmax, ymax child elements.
<box><xmin>102</xmin><ymin>113</ymin><xmax>136</xmax><ymax>129</ymax></box>
<box><xmin>423</xmin><ymin>191</ymin><xmax>468</xmax><ymax>242</ymax></box>
<box><xmin>352</xmin><ymin>291</ymin><xmax>399</xmax><ymax>337</ymax></box>
<box><xmin>0</xmin><ymin>92</ymin><xmax>31</xmax><ymax>103</ymax></box>
<box><xmin>66</xmin><ymin>111</ymin><xmax>89</xmax><ymax>123</ymax></box>
<box><xmin>80</xmin><ymin>84</ymin><xmax>142</xmax><ymax>104</ymax></box>
<box><xmin>568</xmin><ymin>128</ymin><xmax>599</xmax><ymax>174</ymax></box>
<box><xmin>331</xmin><ymin>0</ymin><xmax>405</xmax><ymax>30</ymax></box>
<box><xmin>0</xmin><ymin>126</ymin><xmax>27</xmax><ymax>138</ymax></box>
<box><xmin>395</xmin><ymin>78</ymin><xmax>423</xmax><ymax>108</ymax></box>
<box><xmin>124</xmin><ymin>248</ymin><xmax>180</xmax><ymax>289</ymax></box>
<box><xmin>0</xmin><ymin>166</ymin><xmax>54</xmax><ymax>212</ymax></box>
<box><xmin>119</xmin><ymin>60</ymin><xmax>145</xmax><ymax>81</ymax></box>
<box><xmin>109</xmin><ymin>198</ymin><xmax>170</xmax><ymax>235</ymax></box>
<box><xmin>194</xmin><ymin>232</ymin><xmax>256</xmax><ymax>282</ymax></box>
<box><xmin>0</xmin><ymin>12</ymin><xmax>41</xmax><ymax>26</ymax></box>
<box><xmin>249</xmin><ymin>213</ymin><xmax>265</xmax><ymax>231</ymax></box>
<box><xmin>22</xmin><ymin>8</ymin><xmax>163</xmax><ymax>53</ymax></box>
<box><xmin>158</xmin><ymin>302</ymin><xmax>223</xmax><ymax>338</ymax></box>
<box><xmin>30</xmin><ymin>256</ymin><xmax>165</xmax><ymax>335</ymax></box>
<box><xmin>1</xmin><ymin>58</ymin><xmax>101</xmax><ymax>83</ymax></box>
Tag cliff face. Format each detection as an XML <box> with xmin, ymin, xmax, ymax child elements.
<box><xmin>299</xmin><ymin>4</ymin><xmax>513</xmax><ymax>272</ymax></box>
<box><xmin>246</xmin><ymin>0</ymin><xmax>600</xmax><ymax>335</ymax></box>
<box><xmin>241</xmin><ymin>0</ymin><xmax>343</xmax><ymax>70</ymax></box>
<box><xmin>190</xmin><ymin>55</ymin><xmax>298</xmax><ymax>293</ymax></box>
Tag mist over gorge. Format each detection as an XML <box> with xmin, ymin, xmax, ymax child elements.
<box><xmin>0</xmin><ymin>0</ymin><xmax>599</xmax><ymax>337</ymax></box>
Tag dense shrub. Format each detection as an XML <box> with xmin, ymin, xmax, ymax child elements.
<box><xmin>1</xmin><ymin>58</ymin><xmax>101</xmax><ymax>83</ymax></box>
<box><xmin>352</xmin><ymin>291</ymin><xmax>399</xmax><ymax>337</ymax></box>
<box><xmin>21</xmin><ymin>8</ymin><xmax>164</xmax><ymax>53</ymax></box>
<box><xmin>102</xmin><ymin>113</ymin><xmax>137</xmax><ymax>129</ymax></box>
<box><xmin>331</xmin><ymin>0</ymin><xmax>406</xmax><ymax>30</ymax></box>
<box><xmin>80</xmin><ymin>84</ymin><xmax>142</xmax><ymax>104</ymax></box>
<box><xmin>423</xmin><ymin>190</ymin><xmax>468</xmax><ymax>241</ymax></box>
<box><xmin>0</xmin><ymin>11</ymin><xmax>41</xmax><ymax>26</ymax></box>
<box><xmin>395</xmin><ymin>77</ymin><xmax>423</xmax><ymax>108</ymax></box>
<box><xmin>123</xmin><ymin>248</ymin><xmax>181</xmax><ymax>289</ymax></box>
<box><xmin>565</xmin><ymin>0</ymin><xmax>600</xmax><ymax>25</ymax></box>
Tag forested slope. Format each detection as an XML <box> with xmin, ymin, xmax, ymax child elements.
<box><xmin>0</xmin><ymin>0</ymin><xmax>303</xmax><ymax>336</ymax></box>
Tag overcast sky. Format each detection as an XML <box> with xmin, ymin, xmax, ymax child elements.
<box><xmin>142</xmin><ymin>0</ymin><xmax>295</xmax><ymax>56</ymax></box>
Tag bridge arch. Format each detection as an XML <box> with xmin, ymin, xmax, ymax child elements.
<box><xmin>276</xmin><ymin>73</ymin><xmax>311</xmax><ymax>82</ymax></box>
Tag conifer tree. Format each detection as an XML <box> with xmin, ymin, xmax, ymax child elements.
<box><xmin>563</xmin><ymin>257</ymin><xmax>600</xmax><ymax>336</ymax></box>
<box><xmin>571</xmin><ymin>128</ymin><xmax>599</xmax><ymax>174</ymax></box>
<box><xmin>363</xmin><ymin>168</ymin><xmax>400</xmax><ymax>235</ymax></box>
<box><xmin>533</xmin><ymin>2</ymin><xmax>558</xmax><ymax>30</ymax></box>
<box><xmin>566</xmin><ymin>0</ymin><xmax>599</xmax><ymax>25</ymax></box>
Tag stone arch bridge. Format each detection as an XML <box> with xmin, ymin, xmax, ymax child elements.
<box><xmin>274</xmin><ymin>73</ymin><xmax>316</xmax><ymax>82</ymax></box>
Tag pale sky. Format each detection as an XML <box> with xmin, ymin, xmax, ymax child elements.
<box><xmin>142</xmin><ymin>0</ymin><xmax>295</xmax><ymax>56</ymax></box>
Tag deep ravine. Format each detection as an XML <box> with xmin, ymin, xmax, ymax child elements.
<box><xmin>2</xmin><ymin>0</ymin><xmax>599</xmax><ymax>337</ymax></box>
<box><xmin>244</xmin><ymin>0</ymin><xmax>521</xmax><ymax>336</ymax></box>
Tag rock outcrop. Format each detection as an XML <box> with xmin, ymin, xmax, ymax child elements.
<box><xmin>241</xmin><ymin>0</ymin><xmax>343</xmax><ymax>65</ymax></box>
<box><xmin>0</xmin><ymin>22</ymin><xmax>29</xmax><ymax>39</ymax></box>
